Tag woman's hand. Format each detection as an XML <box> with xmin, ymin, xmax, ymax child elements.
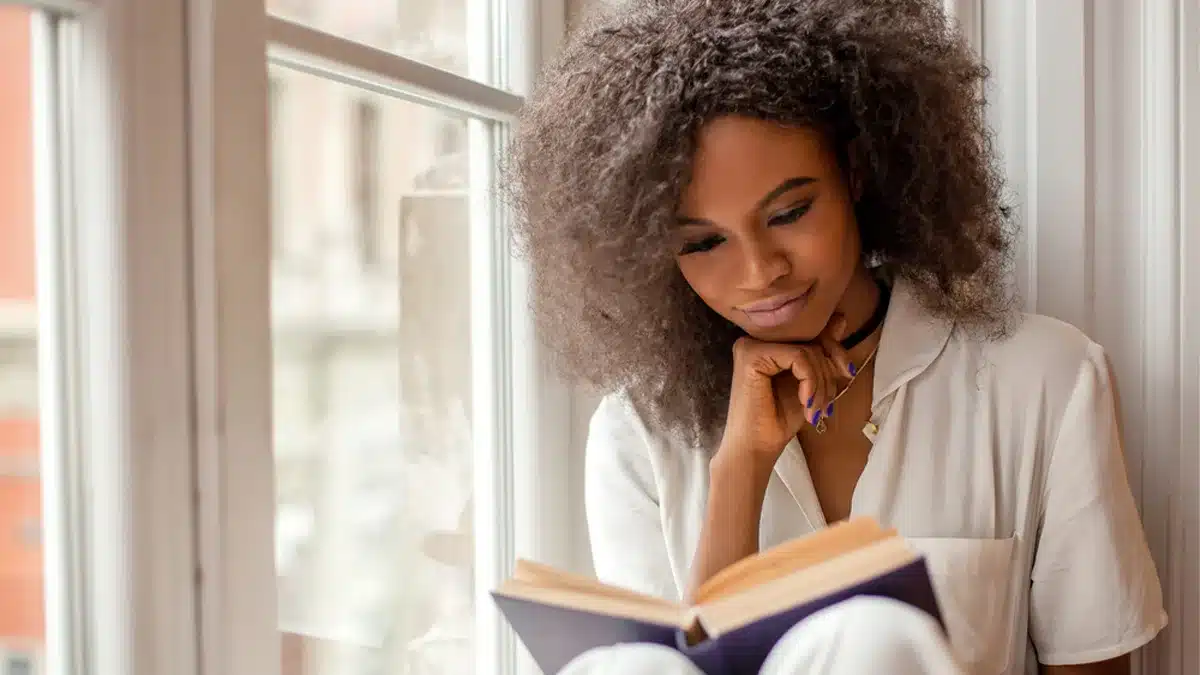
<box><xmin>688</xmin><ymin>317</ymin><xmax>852</xmax><ymax>600</ymax></box>
<box><xmin>718</xmin><ymin>318</ymin><xmax>853</xmax><ymax>470</ymax></box>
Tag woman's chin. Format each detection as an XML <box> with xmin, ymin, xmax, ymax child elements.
<box><xmin>739</xmin><ymin>319</ymin><xmax>824</xmax><ymax>344</ymax></box>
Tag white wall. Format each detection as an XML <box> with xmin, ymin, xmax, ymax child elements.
<box><xmin>979</xmin><ymin>1</ymin><xmax>1199</xmax><ymax>672</ymax></box>
<box><xmin>560</xmin><ymin>0</ymin><xmax>1199</xmax><ymax>671</ymax></box>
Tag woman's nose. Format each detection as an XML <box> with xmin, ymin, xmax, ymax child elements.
<box><xmin>740</xmin><ymin>236</ymin><xmax>790</xmax><ymax>291</ymax></box>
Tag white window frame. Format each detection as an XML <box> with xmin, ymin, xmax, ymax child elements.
<box><xmin>18</xmin><ymin>0</ymin><xmax>568</xmax><ymax>675</ymax></box>
<box><xmin>24</xmin><ymin>2</ymin><xmax>201</xmax><ymax>675</ymax></box>
<box><xmin>189</xmin><ymin>6</ymin><xmax>569</xmax><ymax>675</ymax></box>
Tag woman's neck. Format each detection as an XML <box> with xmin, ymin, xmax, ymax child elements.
<box><xmin>836</xmin><ymin>266</ymin><xmax>885</xmax><ymax>364</ymax></box>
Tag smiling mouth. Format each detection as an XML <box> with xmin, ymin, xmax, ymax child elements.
<box><xmin>738</xmin><ymin>289</ymin><xmax>813</xmax><ymax>330</ymax></box>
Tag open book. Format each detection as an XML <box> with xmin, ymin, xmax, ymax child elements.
<box><xmin>491</xmin><ymin>517</ymin><xmax>943</xmax><ymax>675</ymax></box>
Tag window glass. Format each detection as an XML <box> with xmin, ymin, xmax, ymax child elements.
<box><xmin>270</xmin><ymin>65</ymin><xmax>478</xmax><ymax>675</ymax></box>
<box><xmin>267</xmin><ymin>0</ymin><xmax>475</xmax><ymax>81</ymax></box>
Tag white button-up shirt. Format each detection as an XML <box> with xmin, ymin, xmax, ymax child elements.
<box><xmin>585</xmin><ymin>280</ymin><xmax>1167</xmax><ymax>674</ymax></box>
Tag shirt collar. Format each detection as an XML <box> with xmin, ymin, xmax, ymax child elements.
<box><xmin>871</xmin><ymin>277</ymin><xmax>954</xmax><ymax>407</ymax></box>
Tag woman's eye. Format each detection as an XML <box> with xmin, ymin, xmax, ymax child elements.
<box><xmin>679</xmin><ymin>235</ymin><xmax>725</xmax><ymax>255</ymax></box>
<box><xmin>767</xmin><ymin>201</ymin><xmax>812</xmax><ymax>226</ymax></box>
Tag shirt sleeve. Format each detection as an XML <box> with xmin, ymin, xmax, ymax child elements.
<box><xmin>1029</xmin><ymin>342</ymin><xmax>1168</xmax><ymax>665</ymax></box>
<box><xmin>584</xmin><ymin>393</ymin><xmax>682</xmax><ymax>602</ymax></box>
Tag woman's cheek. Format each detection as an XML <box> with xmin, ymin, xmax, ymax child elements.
<box><xmin>786</xmin><ymin>217</ymin><xmax>856</xmax><ymax>278</ymax></box>
<box><xmin>679</xmin><ymin>258</ymin><xmax>738</xmax><ymax>317</ymax></box>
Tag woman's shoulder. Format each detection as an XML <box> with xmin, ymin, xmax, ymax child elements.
<box><xmin>586</xmin><ymin>388</ymin><xmax>710</xmax><ymax>503</ymax></box>
<box><xmin>590</xmin><ymin>387</ymin><xmax>679</xmax><ymax>439</ymax></box>
<box><xmin>588</xmin><ymin>388</ymin><xmax>703</xmax><ymax>462</ymax></box>
<box><xmin>588</xmin><ymin>389</ymin><xmax>658</xmax><ymax>456</ymax></box>
<box><xmin>946</xmin><ymin>310</ymin><xmax>1110</xmax><ymax>407</ymax></box>
<box><xmin>983</xmin><ymin>311</ymin><xmax>1099</xmax><ymax>360</ymax></box>
<box><xmin>590</xmin><ymin>388</ymin><xmax>647</xmax><ymax>436</ymax></box>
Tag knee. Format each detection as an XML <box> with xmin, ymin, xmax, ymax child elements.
<box><xmin>807</xmin><ymin>595</ymin><xmax>945</xmax><ymax>642</ymax></box>
<box><xmin>762</xmin><ymin>596</ymin><xmax>957</xmax><ymax>674</ymax></box>
<box><xmin>556</xmin><ymin>643</ymin><xmax>703</xmax><ymax>675</ymax></box>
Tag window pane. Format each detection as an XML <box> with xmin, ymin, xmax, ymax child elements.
<box><xmin>0</xmin><ymin>5</ymin><xmax>44</xmax><ymax>675</ymax></box>
<box><xmin>270</xmin><ymin>66</ymin><xmax>480</xmax><ymax>675</ymax></box>
<box><xmin>267</xmin><ymin>0</ymin><xmax>481</xmax><ymax>83</ymax></box>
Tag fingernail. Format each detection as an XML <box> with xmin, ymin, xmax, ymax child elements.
<box><xmin>812</xmin><ymin>411</ymin><xmax>822</xmax><ymax>425</ymax></box>
<box><xmin>826</xmin><ymin>402</ymin><xmax>834</xmax><ymax>417</ymax></box>
<box><xmin>849</xmin><ymin>362</ymin><xmax>857</xmax><ymax>376</ymax></box>
<box><xmin>807</xmin><ymin>394</ymin><xmax>815</xmax><ymax>408</ymax></box>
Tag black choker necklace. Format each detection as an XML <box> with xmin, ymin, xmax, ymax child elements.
<box><xmin>839</xmin><ymin>282</ymin><xmax>890</xmax><ymax>350</ymax></box>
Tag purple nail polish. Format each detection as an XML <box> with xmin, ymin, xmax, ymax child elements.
<box><xmin>849</xmin><ymin>362</ymin><xmax>857</xmax><ymax>376</ymax></box>
<box><xmin>812</xmin><ymin>411</ymin><xmax>822</xmax><ymax>425</ymax></box>
<box><xmin>826</xmin><ymin>402</ymin><xmax>834</xmax><ymax>417</ymax></box>
<box><xmin>807</xmin><ymin>394</ymin><xmax>815</xmax><ymax>408</ymax></box>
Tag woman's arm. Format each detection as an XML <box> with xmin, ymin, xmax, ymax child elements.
<box><xmin>1042</xmin><ymin>655</ymin><xmax>1128</xmax><ymax>675</ymax></box>
<box><xmin>686</xmin><ymin>336</ymin><xmax>849</xmax><ymax>599</ymax></box>
<box><xmin>1029</xmin><ymin>342</ymin><xmax>1165</xmax><ymax>667</ymax></box>
<box><xmin>585</xmin><ymin>394</ymin><xmax>679</xmax><ymax>600</ymax></box>
<box><xmin>1038</xmin><ymin>355</ymin><xmax>1137</xmax><ymax>675</ymax></box>
<box><xmin>686</xmin><ymin>448</ymin><xmax>774</xmax><ymax>600</ymax></box>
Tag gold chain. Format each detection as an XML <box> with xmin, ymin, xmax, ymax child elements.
<box><xmin>814</xmin><ymin>342</ymin><xmax>880</xmax><ymax>434</ymax></box>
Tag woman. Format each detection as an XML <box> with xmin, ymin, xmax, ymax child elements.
<box><xmin>507</xmin><ymin>0</ymin><xmax>1166</xmax><ymax>673</ymax></box>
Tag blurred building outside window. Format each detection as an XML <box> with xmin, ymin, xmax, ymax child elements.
<box><xmin>267</xmin><ymin>1</ymin><xmax>477</xmax><ymax>673</ymax></box>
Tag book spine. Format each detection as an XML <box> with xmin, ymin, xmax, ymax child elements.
<box><xmin>674</xmin><ymin>628</ymin><xmax>731</xmax><ymax>675</ymax></box>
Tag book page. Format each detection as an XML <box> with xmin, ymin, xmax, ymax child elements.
<box><xmin>695</xmin><ymin>536</ymin><xmax>918</xmax><ymax>637</ymax></box>
<box><xmin>495</xmin><ymin>579</ymin><xmax>690</xmax><ymax>628</ymax></box>
<box><xmin>512</xmin><ymin>559</ymin><xmax>681</xmax><ymax>610</ymax></box>
<box><xmin>694</xmin><ymin>517</ymin><xmax>891</xmax><ymax>604</ymax></box>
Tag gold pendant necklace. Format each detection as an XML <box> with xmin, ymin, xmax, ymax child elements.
<box><xmin>814</xmin><ymin>342</ymin><xmax>880</xmax><ymax>434</ymax></box>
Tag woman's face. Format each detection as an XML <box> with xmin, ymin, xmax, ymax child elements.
<box><xmin>675</xmin><ymin>116</ymin><xmax>866</xmax><ymax>343</ymax></box>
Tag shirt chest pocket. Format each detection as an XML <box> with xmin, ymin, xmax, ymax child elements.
<box><xmin>905</xmin><ymin>536</ymin><xmax>1019</xmax><ymax>674</ymax></box>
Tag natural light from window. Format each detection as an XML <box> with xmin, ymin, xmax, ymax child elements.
<box><xmin>268</xmin><ymin>0</ymin><xmax>471</xmax><ymax>80</ymax></box>
<box><xmin>270</xmin><ymin>65</ymin><xmax>481</xmax><ymax>675</ymax></box>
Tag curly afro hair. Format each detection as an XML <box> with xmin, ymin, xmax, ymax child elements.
<box><xmin>507</xmin><ymin>0</ymin><xmax>1015</xmax><ymax>443</ymax></box>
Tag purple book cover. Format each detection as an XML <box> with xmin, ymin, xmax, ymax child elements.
<box><xmin>492</xmin><ymin>557</ymin><xmax>943</xmax><ymax>675</ymax></box>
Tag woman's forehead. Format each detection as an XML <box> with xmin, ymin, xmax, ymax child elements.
<box><xmin>682</xmin><ymin>117</ymin><xmax>839</xmax><ymax>207</ymax></box>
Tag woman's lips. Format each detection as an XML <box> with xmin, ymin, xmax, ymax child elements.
<box><xmin>739</xmin><ymin>289</ymin><xmax>812</xmax><ymax>329</ymax></box>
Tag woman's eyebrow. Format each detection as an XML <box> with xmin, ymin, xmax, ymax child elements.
<box><xmin>757</xmin><ymin>176</ymin><xmax>817</xmax><ymax>209</ymax></box>
<box><xmin>675</xmin><ymin>176</ymin><xmax>818</xmax><ymax>227</ymax></box>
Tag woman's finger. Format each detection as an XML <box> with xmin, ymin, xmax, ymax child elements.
<box><xmin>745</xmin><ymin>340</ymin><xmax>841</xmax><ymax>428</ymax></box>
<box><xmin>753</xmin><ymin>342</ymin><xmax>811</xmax><ymax>413</ymax></box>
<box><xmin>789</xmin><ymin>354</ymin><xmax>819</xmax><ymax>414</ymax></box>
<box><xmin>819</xmin><ymin>314</ymin><xmax>855</xmax><ymax>378</ymax></box>
<box><xmin>820</xmin><ymin>333</ymin><xmax>854</xmax><ymax>379</ymax></box>
<box><xmin>811</xmin><ymin>349</ymin><xmax>837</xmax><ymax>425</ymax></box>
<box><xmin>737</xmin><ymin>337</ymin><xmax>796</xmax><ymax>379</ymax></box>
<box><xmin>789</xmin><ymin>348</ymin><xmax>824</xmax><ymax>426</ymax></box>
<box><xmin>741</xmin><ymin>339</ymin><xmax>818</xmax><ymax>414</ymax></box>
<box><xmin>796</xmin><ymin>366</ymin><xmax>817</xmax><ymax>419</ymax></box>
<box><xmin>773</xmin><ymin>370</ymin><xmax>808</xmax><ymax>432</ymax></box>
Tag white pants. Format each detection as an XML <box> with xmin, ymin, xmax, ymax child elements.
<box><xmin>557</xmin><ymin>596</ymin><xmax>965</xmax><ymax>675</ymax></box>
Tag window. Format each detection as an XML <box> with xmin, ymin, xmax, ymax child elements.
<box><xmin>272</xmin><ymin>70</ymin><xmax>480</xmax><ymax>674</ymax></box>
<box><xmin>0</xmin><ymin>6</ymin><xmax>45</xmax><ymax>674</ymax></box>
<box><xmin>266</xmin><ymin>0</ymin><xmax>474</xmax><ymax>81</ymax></box>
<box><xmin>2</xmin><ymin>0</ymin><xmax>567</xmax><ymax>673</ymax></box>
<box><xmin>245</xmin><ymin>0</ymin><xmax>569</xmax><ymax>674</ymax></box>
